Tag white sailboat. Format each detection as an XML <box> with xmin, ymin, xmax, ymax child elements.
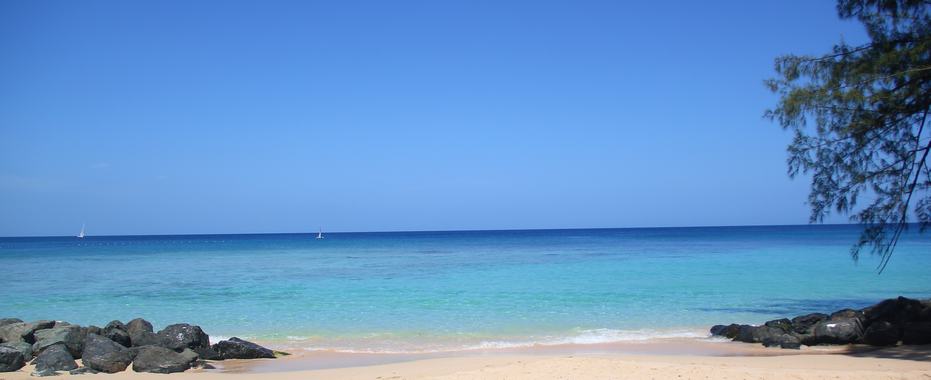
<box><xmin>77</xmin><ymin>224</ymin><xmax>86</xmax><ymax>239</ymax></box>
<box><xmin>316</xmin><ymin>227</ymin><xmax>324</xmax><ymax>240</ymax></box>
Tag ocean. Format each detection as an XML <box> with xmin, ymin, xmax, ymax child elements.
<box><xmin>2</xmin><ymin>224</ymin><xmax>930</xmax><ymax>353</ymax></box>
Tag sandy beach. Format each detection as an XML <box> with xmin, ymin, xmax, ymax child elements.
<box><xmin>2</xmin><ymin>341</ymin><xmax>930</xmax><ymax>379</ymax></box>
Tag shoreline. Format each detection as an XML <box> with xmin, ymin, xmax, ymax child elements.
<box><xmin>3</xmin><ymin>342</ymin><xmax>930</xmax><ymax>379</ymax></box>
<box><xmin>226</xmin><ymin>338</ymin><xmax>845</xmax><ymax>373</ymax></box>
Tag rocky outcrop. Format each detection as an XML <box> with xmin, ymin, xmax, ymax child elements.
<box><xmin>0</xmin><ymin>316</ymin><xmax>282</xmax><ymax>374</ymax></box>
<box><xmin>33</xmin><ymin>344</ymin><xmax>78</xmax><ymax>376</ymax></box>
<box><xmin>213</xmin><ymin>337</ymin><xmax>275</xmax><ymax>359</ymax></box>
<box><xmin>862</xmin><ymin>320</ymin><xmax>899</xmax><ymax>346</ymax></box>
<box><xmin>711</xmin><ymin>296</ymin><xmax>931</xmax><ymax>349</ymax></box>
<box><xmin>810</xmin><ymin>318</ymin><xmax>862</xmax><ymax>345</ymax></box>
<box><xmin>126</xmin><ymin>318</ymin><xmax>159</xmax><ymax>347</ymax></box>
<box><xmin>157</xmin><ymin>324</ymin><xmax>210</xmax><ymax>351</ymax></box>
<box><xmin>0</xmin><ymin>345</ymin><xmax>25</xmax><ymax>372</ymax></box>
<box><xmin>33</xmin><ymin>325</ymin><xmax>85</xmax><ymax>358</ymax></box>
<box><xmin>0</xmin><ymin>322</ymin><xmax>37</xmax><ymax>344</ymax></box>
<box><xmin>157</xmin><ymin>324</ymin><xmax>217</xmax><ymax>358</ymax></box>
<box><xmin>0</xmin><ymin>318</ymin><xmax>23</xmax><ymax>328</ymax></box>
<box><xmin>0</xmin><ymin>341</ymin><xmax>33</xmax><ymax>362</ymax></box>
<box><xmin>81</xmin><ymin>334</ymin><xmax>133</xmax><ymax>373</ymax></box>
<box><xmin>902</xmin><ymin>321</ymin><xmax>931</xmax><ymax>345</ymax></box>
<box><xmin>132</xmin><ymin>346</ymin><xmax>195</xmax><ymax>373</ymax></box>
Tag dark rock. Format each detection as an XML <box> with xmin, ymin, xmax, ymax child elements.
<box><xmin>213</xmin><ymin>337</ymin><xmax>275</xmax><ymax>360</ymax></box>
<box><xmin>764</xmin><ymin>318</ymin><xmax>793</xmax><ymax>332</ymax></box>
<box><xmin>69</xmin><ymin>367</ymin><xmax>99</xmax><ymax>375</ymax></box>
<box><xmin>734</xmin><ymin>325</ymin><xmax>784</xmax><ymax>344</ymax></box>
<box><xmin>179</xmin><ymin>348</ymin><xmax>199</xmax><ymax>363</ymax></box>
<box><xmin>33</xmin><ymin>325</ymin><xmax>85</xmax><ymax>358</ymax></box>
<box><xmin>0</xmin><ymin>345</ymin><xmax>26</xmax><ymax>372</ymax></box>
<box><xmin>1</xmin><ymin>341</ymin><xmax>33</xmax><ymax>361</ymax></box>
<box><xmin>126</xmin><ymin>318</ymin><xmax>153</xmax><ymax>336</ymax></box>
<box><xmin>196</xmin><ymin>346</ymin><xmax>220</xmax><ymax>360</ymax></box>
<box><xmin>130</xmin><ymin>331</ymin><xmax>159</xmax><ymax>347</ymax></box>
<box><xmin>131</xmin><ymin>346</ymin><xmax>194</xmax><ymax>374</ymax></box>
<box><xmin>81</xmin><ymin>334</ymin><xmax>132</xmax><ymax>373</ymax></box>
<box><xmin>710</xmin><ymin>324</ymin><xmax>741</xmax><ymax>339</ymax></box>
<box><xmin>30</xmin><ymin>321</ymin><xmax>56</xmax><ymax>332</ymax></box>
<box><xmin>103</xmin><ymin>321</ymin><xmax>131</xmax><ymax>347</ymax></box>
<box><xmin>762</xmin><ymin>333</ymin><xmax>801</xmax><ymax>349</ymax></box>
<box><xmin>862</xmin><ymin>320</ymin><xmax>900</xmax><ymax>346</ymax></box>
<box><xmin>51</xmin><ymin>321</ymin><xmax>72</xmax><ymax>328</ymax></box>
<box><xmin>0</xmin><ymin>322</ymin><xmax>37</xmax><ymax>344</ymax></box>
<box><xmin>790</xmin><ymin>313</ymin><xmax>828</xmax><ymax>335</ymax></box>
<box><xmin>902</xmin><ymin>321</ymin><xmax>931</xmax><ymax>345</ymax></box>
<box><xmin>83</xmin><ymin>326</ymin><xmax>102</xmax><ymax>337</ymax></box>
<box><xmin>0</xmin><ymin>318</ymin><xmax>23</xmax><ymax>328</ymax></box>
<box><xmin>830</xmin><ymin>309</ymin><xmax>863</xmax><ymax>321</ymax></box>
<box><xmin>810</xmin><ymin>318</ymin><xmax>862</xmax><ymax>345</ymax></box>
<box><xmin>157</xmin><ymin>324</ymin><xmax>210</xmax><ymax>353</ymax></box>
<box><xmin>104</xmin><ymin>328</ymin><xmax>131</xmax><ymax>348</ymax></box>
<box><xmin>105</xmin><ymin>321</ymin><xmax>127</xmax><ymax>332</ymax></box>
<box><xmin>32</xmin><ymin>368</ymin><xmax>58</xmax><ymax>377</ymax></box>
<box><xmin>709</xmin><ymin>325</ymin><xmax>727</xmax><ymax>336</ymax></box>
<box><xmin>125</xmin><ymin>318</ymin><xmax>157</xmax><ymax>347</ymax></box>
<box><xmin>919</xmin><ymin>301</ymin><xmax>931</xmax><ymax>322</ymax></box>
<box><xmin>863</xmin><ymin>297</ymin><xmax>925</xmax><ymax>326</ymax></box>
<box><xmin>33</xmin><ymin>344</ymin><xmax>77</xmax><ymax>373</ymax></box>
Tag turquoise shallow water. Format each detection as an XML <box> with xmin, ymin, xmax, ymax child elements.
<box><xmin>1</xmin><ymin>225</ymin><xmax>930</xmax><ymax>352</ymax></box>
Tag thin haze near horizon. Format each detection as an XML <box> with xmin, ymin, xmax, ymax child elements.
<box><xmin>1</xmin><ymin>1</ymin><xmax>866</xmax><ymax>237</ymax></box>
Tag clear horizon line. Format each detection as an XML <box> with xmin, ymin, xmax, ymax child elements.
<box><xmin>0</xmin><ymin>222</ymin><xmax>868</xmax><ymax>239</ymax></box>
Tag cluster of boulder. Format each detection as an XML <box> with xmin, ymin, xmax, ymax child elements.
<box><xmin>710</xmin><ymin>296</ymin><xmax>931</xmax><ymax>349</ymax></box>
<box><xmin>0</xmin><ymin>317</ymin><xmax>281</xmax><ymax>376</ymax></box>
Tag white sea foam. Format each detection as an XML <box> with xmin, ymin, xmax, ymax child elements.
<box><xmin>296</xmin><ymin>328</ymin><xmax>710</xmax><ymax>354</ymax></box>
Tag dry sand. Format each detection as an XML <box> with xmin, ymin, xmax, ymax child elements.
<box><xmin>2</xmin><ymin>342</ymin><xmax>930</xmax><ymax>379</ymax></box>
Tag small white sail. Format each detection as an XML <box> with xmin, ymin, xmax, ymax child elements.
<box><xmin>77</xmin><ymin>224</ymin><xmax>86</xmax><ymax>239</ymax></box>
<box><xmin>316</xmin><ymin>227</ymin><xmax>324</xmax><ymax>239</ymax></box>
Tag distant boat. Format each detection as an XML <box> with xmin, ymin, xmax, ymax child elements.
<box><xmin>316</xmin><ymin>227</ymin><xmax>324</xmax><ymax>240</ymax></box>
<box><xmin>77</xmin><ymin>224</ymin><xmax>86</xmax><ymax>239</ymax></box>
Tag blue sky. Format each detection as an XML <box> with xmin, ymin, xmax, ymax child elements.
<box><xmin>0</xmin><ymin>1</ymin><xmax>867</xmax><ymax>236</ymax></box>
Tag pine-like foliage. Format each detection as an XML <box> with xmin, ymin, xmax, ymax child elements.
<box><xmin>766</xmin><ymin>0</ymin><xmax>931</xmax><ymax>271</ymax></box>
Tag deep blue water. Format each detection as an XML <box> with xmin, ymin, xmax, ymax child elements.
<box><xmin>1</xmin><ymin>225</ymin><xmax>929</xmax><ymax>352</ymax></box>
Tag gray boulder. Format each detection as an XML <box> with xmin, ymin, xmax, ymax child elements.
<box><xmin>0</xmin><ymin>345</ymin><xmax>25</xmax><ymax>372</ymax></box>
<box><xmin>105</xmin><ymin>320</ymin><xmax>127</xmax><ymax>332</ymax></box>
<box><xmin>902</xmin><ymin>321</ymin><xmax>931</xmax><ymax>345</ymax></box>
<box><xmin>131</xmin><ymin>346</ymin><xmax>194</xmax><ymax>373</ymax></box>
<box><xmin>735</xmin><ymin>325</ymin><xmax>784</xmax><ymax>344</ymax></box>
<box><xmin>29</xmin><ymin>320</ymin><xmax>56</xmax><ymax>331</ymax></box>
<box><xmin>33</xmin><ymin>344</ymin><xmax>78</xmax><ymax>374</ymax></box>
<box><xmin>863</xmin><ymin>297</ymin><xmax>925</xmax><ymax>326</ymax></box>
<box><xmin>0</xmin><ymin>318</ymin><xmax>23</xmax><ymax>328</ymax></box>
<box><xmin>762</xmin><ymin>333</ymin><xmax>801</xmax><ymax>349</ymax></box>
<box><xmin>81</xmin><ymin>334</ymin><xmax>132</xmax><ymax>373</ymax></box>
<box><xmin>179</xmin><ymin>348</ymin><xmax>199</xmax><ymax>363</ymax></box>
<box><xmin>157</xmin><ymin>324</ymin><xmax>213</xmax><ymax>358</ymax></box>
<box><xmin>213</xmin><ymin>337</ymin><xmax>275</xmax><ymax>359</ymax></box>
<box><xmin>126</xmin><ymin>319</ymin><xmax>158</xmax><ymax>347</ymax></box>
<box><xmin>105</xmin><ymin>328</ymin><xmax>131</xmax><ymax>347</ymax></box>
<box><xmin>830</xmin><ymin>309</ymin><xmax>862</xmax><ymax>321</ymax></box>
<box><xmin>0</xmin><ymin>341</ymin><xmax>33</xmax><ymax>361</ymax></box>
<box><xmin>764</xmin><ymin>318</ymin><xmax>792</xmax><ymax>332</ymax></box>
<box><xmin>863</xmin><ymin>320</ymin><xmax>900</xmax><ymax>346</ymax></box>
<box><xmin>810</xmin><ymin>318</ymin><xmax>862</xmax><ymax>345</ymax></box>
<box><xmin>33</xmin><ymin>325</ymin><xmax>85</xmax><ymax>358</ymax></box>
<box><xmin>790</xmin><ymin>313</ymin><xmax>828</xmax><ymax>334</ymax></box>
<box><xmin>103</xmin><ymin>321</ymin><xmax>131</xmax><ymax>347</ymax></box>
<box><xmin>710</xmin><ymin>324</ymin><xmax>740</xmax><ymax>339</ymax></box>
<box><xmin>0</xmin><ymin>322</ymin><xmax>37</xmax><ymax>344</ymax></box>
<box><xmin>126</xmin><ymin>318</ymin><xmax>153</xmax><ymax>336</ymax></box>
